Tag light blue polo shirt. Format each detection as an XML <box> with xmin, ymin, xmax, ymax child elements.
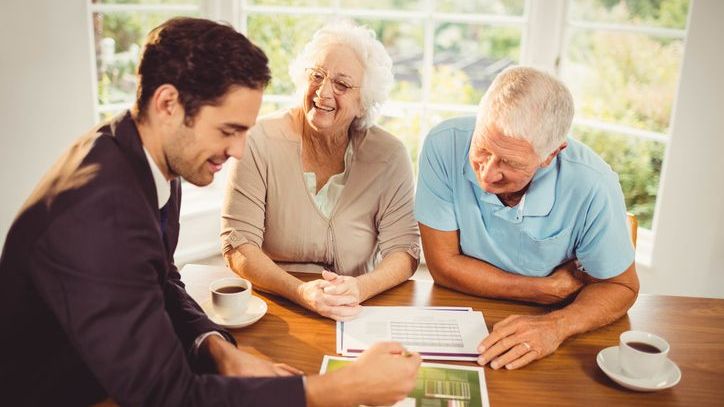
<box><xmin>415</xmin><ymin>116</ymin><xmax>634</xmax><ymax>279</ymax></box>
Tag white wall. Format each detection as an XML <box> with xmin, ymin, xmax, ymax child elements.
<box><xmin>645</xmin><ymin>0</ymin><xmax>724</xmax><ymax>299</ymax></box>
<box><xmin>0</xmin><ymin>0</ymin><xmax>96</xmax><ymax>246</ymax></box>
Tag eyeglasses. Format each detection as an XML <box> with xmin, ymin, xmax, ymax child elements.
<box><xmin>305</xmin><ymin>67</ymin><xmax>360</xmax><ymax>95</ymax></box>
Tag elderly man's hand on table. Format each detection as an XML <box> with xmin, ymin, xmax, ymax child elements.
<box><xmin>297</xmin><ymin>277</ymin><xmax>362</xmax><ymax>321</ymax></box>
<box><xmin>475</xmin><ymin>261</ymin><xmax>586</xmax><ymax>370</ymax></box>
<box><xmin>477</xmin><ymin>314</ymin><xmax>564</xmax><ymax>370</ymax></box>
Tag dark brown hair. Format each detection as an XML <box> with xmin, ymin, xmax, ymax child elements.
<box><xmin>134</xmin><ymin>17</ymin><xmax>270</xmax><ymax>124</ymax></box>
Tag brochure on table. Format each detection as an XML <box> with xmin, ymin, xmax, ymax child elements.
<box><xmin>336</xmin><ymin>306</ymin><xmax>488</xmax><ymax>361</ymax></box>
<box><xmin>320</xmin><ymin>355</ymin><xmax>490</xmax><ymax>407</ymax></box>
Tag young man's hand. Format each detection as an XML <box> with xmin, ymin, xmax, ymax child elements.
<box><xmin>306</xmin><ymin>342</ymin><xmax>421</xmax><ymax>407</ymax></box>
<box><xmin>203</xmin><ymin>335</ymin><xmax>303</xmax><ymax>377</ymax></box>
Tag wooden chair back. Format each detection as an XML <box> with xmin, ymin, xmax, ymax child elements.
<box><xmin>627</xmin><ymin>212</ymin><xmax>638</xmax><ymax>249</ymax></box>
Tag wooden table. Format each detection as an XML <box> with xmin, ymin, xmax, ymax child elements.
<box><xmin>181</xmin><ymin>265</ymin><xmax>724</xmax><ymax>406</ymax></box>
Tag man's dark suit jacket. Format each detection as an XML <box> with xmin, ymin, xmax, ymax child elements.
<box><xmin>0</xmin><ymin>112</ymin><xmax>305</xmax><ymax>406</ymax></box>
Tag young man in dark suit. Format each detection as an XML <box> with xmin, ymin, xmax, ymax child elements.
<box><xmin>0</xmin><ymin>17</ymin><xmax>419</xmax><ymax>406</ymax></box>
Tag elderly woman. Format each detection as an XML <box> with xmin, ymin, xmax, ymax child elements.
<box><xmin>220</xmin><ymin>23</ymin><xmax>420</xmax><ymax>321</ymax></box>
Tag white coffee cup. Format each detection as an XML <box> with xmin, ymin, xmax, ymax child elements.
<box><xmin>210</xmin><ymin>277</ymin><xmax>252</xmax><ymax>321</ymax></box>
<box><xmin>618</xmin><ymin>330</ymin><xmax>670</xmax><ymax>379</ymax></box>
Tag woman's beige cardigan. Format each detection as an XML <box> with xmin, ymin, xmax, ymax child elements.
<box><xmin>221</xmin><ymin>110</ymin><xmax>420</xmax><ymax>276</ymax></box>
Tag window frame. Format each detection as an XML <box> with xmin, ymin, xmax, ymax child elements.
<box><xmin>88</xmin><ymin>0</ymin><xmax>691</xmax><ymax>266</ymax></box>
<box><xmin>556</xmin><ymin>0</ymin><xmax>689</xmax><ymax>265</ymax></box>
<box><xmin>235</xmin><ymin>0</ymin><xmax>530</xmax><ymax>165</ymax></box>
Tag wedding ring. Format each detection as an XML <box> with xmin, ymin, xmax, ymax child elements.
<box><xmin>522</xmin><ymin>342</ymin><xmax>531</xmax><ymax>351</ymax></box>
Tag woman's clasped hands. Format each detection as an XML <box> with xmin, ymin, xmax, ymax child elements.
<box><xmin>297</xmin><ymin>270</ymin><xmax>363</xmax><ymax>321</ymax></box>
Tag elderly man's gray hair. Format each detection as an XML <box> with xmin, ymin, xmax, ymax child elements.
<box><xmin>476</xmin><ymin>66</ymin><xmax>575</xmax><ymax>160</ymax></box>
<box><xmin>289</xmin><ymin>22</ymin><xmax>393</xmax><ymax>130</ymax></box>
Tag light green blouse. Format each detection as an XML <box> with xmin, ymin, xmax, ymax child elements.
<box><xmin>303</xmin><ymin>143</ymin><xmax>354</xmax><ymax>218</ymax></box>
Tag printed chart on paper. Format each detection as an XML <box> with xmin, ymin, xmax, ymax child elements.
<box><xmin>390</xmin><ymin>320</ymin><xmax>465</xmax><ymax>348</ymax></box>
<box><xmin>337</xmin><ymin>306</ymin><xmax>488</xmax><ymax>361</ymax></box>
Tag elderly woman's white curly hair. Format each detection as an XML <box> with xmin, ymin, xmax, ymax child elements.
<box><xmin>288</xmin><ymin>22</ymin><xmax>393</xmax><ymax>130</ymax></box>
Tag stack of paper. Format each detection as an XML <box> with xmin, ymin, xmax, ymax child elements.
<box><xmin>337</xmin><ymin>306</ymin><xmax>488</xmax><ymax>361</ymax></box>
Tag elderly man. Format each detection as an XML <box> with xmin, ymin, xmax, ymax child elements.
<box><xmin>415</xmin><ymin>66</ymin><xmax>639</xmax><ymax>370</ymax></box>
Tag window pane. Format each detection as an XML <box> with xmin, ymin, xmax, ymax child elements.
<box><xmin>339</xmin><ymin>0</ymin><xmax>422</xmax><ymax>10</ymax></box>
<box><xmin>248</xmin><ymin>0</ymin><xmax>334</xmax><ymax>6</ymax></box>
<box><xmin>569</xmin><ymin>0</ymin><xmax>691</xmax><ymax>29</ymax></box>
<box><xmin>99</xmin><ymin>109</ymin><xmax>126</xmax><ymax>122</ymax></box>
<box><xmin>432</xmin><ymin>24</ymin><xmax>520</xmax><ymax>105</ymax></box>
<box><xmin>259</xmin><ymin>101</ymin><xmax>282</xmax><ymax>117</ymax></box>
<box><xmin>377</xmin><ymin>110</ymin><xmax>423</xmax><ymax>171</ymax></box>
<box><xmin>436</xmin><ymin>0</ymin><xmax>525</xmax><ymax>15</ymax></box>
<box><xmin>561</xmin><ymin>30</ymin><xmax>684</xmax><ymax>133</ymax></box>
<box><xmin>259</xmin><ymin>98</ymin><xmax>296</xmax><ymax>116</ymax></box>
<box><xmin>573</xmin><ymin>126</ymin><xmax>664</xmax><ymax>229</ymax></box>
<box><xmin>246</xmin><ymin>15</ymin><xmax>327</xmax><ymax>96</ymax></box>
<box><xmin>353</xmin><ymin>19</ymin><xmax>424</xmax><ymax>103</ymax></box>
<box><xmin>93</xmin><ymin>11</ymin><xmax>199</xmax><ymax>105</ymax></box>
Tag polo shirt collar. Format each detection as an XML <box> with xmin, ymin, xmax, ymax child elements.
<box><xmin>522</xmin><ymin>158</ymin><xmax>557</xmax><ymax>217</ymax></box>
<box><xmin>463</xmin><ymin>159</ymin><xmax>501</xmax><ymax>206</ymax></box>
<box><xmin>463</xmin><ymin>152</ymin><xmax>558</xmax><ymax>217</ymax></box>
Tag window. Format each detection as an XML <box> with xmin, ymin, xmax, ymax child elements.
<box><xmin>89</xmin><ymin>0</ymin><xmax>214</xmax><ymax>200</ymax></box>
<box><xmin>87</xmin><ymin>0</ymin><xmax>691</xmax><ymax>235</ymax></box>
<box><xmin>559</xmin><ymin>0</ymin><xmax>690</xmax><ymax>229</ymax></box>
<box><xmin>90</xmin><ymin>0</ymin><xmax>203</xmax><ymax>120</ymax></box>
<box><xmin>241</xmin><ymin>0</ymin><xmax>527</xmax><ymax>169</ymax></box>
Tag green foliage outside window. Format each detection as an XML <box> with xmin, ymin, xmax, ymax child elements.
<box><xmin>94</xmin><ymin>9</ymin><xmax>199</xmax><ymax>105</ymax></box>
<box><xmin>563</xmin><ymin>0</ymin><xmax>689</xmax><ymax>228</ymax></box>
<box><xmin>92</xmin><ymin>0</ymin><xmax>689</xmax><ymax>230</ymax></box>
<box><xmin>570</xmin><ymin>0</ymin><xmax>689</xmax><ymax>28</ymax></box>
<box><xmin>249</xmin><ymin>0</ymin><xmax>334</xmax><ymax>6</ymax></box>
<box><xmin>247</xmin><ymin>15</ymin><xmax>326</xmax><ymax>96</ymax></box>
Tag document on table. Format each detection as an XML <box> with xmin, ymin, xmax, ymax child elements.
<box><xmin>336</xmin><ymin>306</ymin><xmax>488</xmax><ymax>361</ymax></box>
<box><xmin>320</xmin><ymin>355</ymin><xmax>490</xmax><ymax>407</ymax></box>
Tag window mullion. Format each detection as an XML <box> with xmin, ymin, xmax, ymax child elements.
<box><xmin>202</xmin><ymin>0</ymin><xmax>240</xmax><ymax>31</ymax></box>
<box><xmin>521</xmin><ymin>0</ymin><xmax>567</xmax><ymax>72</ymax></box>
<box><xmin>239</xmin><ymin>0</ymin><xmax>248</xmax><ymax>33</ymax></box>
<box><xmin>419</xmin><ymin>0</ymin><xmax>435</xmax><ymax>145</ymax></box>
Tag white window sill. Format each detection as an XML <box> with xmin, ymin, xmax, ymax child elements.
<box><xmin>180</xmin><ymin>182</ymin><xmax>224</xmax><ymax>219</ymax></box>
<box><xmin>634</xmin><ymin>227</ymin><xmax>653</xmax><ymax>269</ymax></box>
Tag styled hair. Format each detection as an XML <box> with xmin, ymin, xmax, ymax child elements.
<box><xmin>134</xmin><ymin>17</ymin><xmax>271</xmax><ymax>124</ymax></box>
<box><xmin>476</xmin><ymin>66</ymin><xmax>574</xmax><ymax>160</ymax></box>
<box><xmin>288</xmin><ymin>22</ymin><xmax>393</xmax><ymax>130</ymax></box>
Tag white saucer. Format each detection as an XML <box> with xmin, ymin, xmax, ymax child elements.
<box><xmin>597</xmin><ymin>346</ymin><xmax>681</xmax><ymax>392</ymax></box>
<box><xmin>201</xmin><ymin>295</ymin><xmax>268</xmax><ymax>329</ymax></box>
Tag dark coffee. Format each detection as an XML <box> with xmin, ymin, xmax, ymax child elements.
<box><xmin>216</xmin><ymin>285</ymin><xmax>246</xmax><ymax>294</ymax></box>
<box><xmin>626</xmin><ymin>341</ymin><xmax>661</xmax><ymax>353</ymax></box>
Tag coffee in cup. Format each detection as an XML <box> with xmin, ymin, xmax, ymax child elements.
<box><xmin>209</xmin><ymin>277</ymin><xmax>252</xmax><ymax>321</ymax></box>
<box><xmin>215</xmin><ymin>285</ymin><xmax>247</xmax><ymax>294</ymax></box>
<box><xmin>618</xmin><ymin>330</ymin><xmax>669</xmax><ymax>378</ymax></box>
